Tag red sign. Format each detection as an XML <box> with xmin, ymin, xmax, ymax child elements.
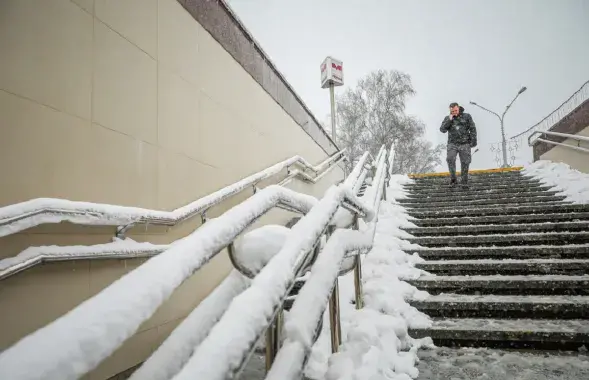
<box><xmin>331</xmin><ymin>63</ymin><xmax>342</xmax><ymax>71</ymax></box>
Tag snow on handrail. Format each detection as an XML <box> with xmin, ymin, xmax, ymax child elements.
<box><xmin>166</xmin><ymin>148</ymin><xmax>386</xmax><ymax>380</ymax></box>
<box><xmin>267</xmin><ymin>147</ymin><xmax>390</xmax><ymax>380</ymax></box>
<box><xmin>0</xmin><ymin>185</ymin><xmax>327</xmax><ymax>380</ymax></box>
<box><xmin>0</xmin><ymin>151</ymin><xmax>345</xmax><ymax>238</ymax></box>
<box><xmin>0</xmin><ymin>239</ymin><xmax>168</xmax><ymax>281</ymax></box>
<box><xmin>129</xmin><ymin>155</ymin><xmax>374</xmax><ymax>380</ymax></box>
<box><xmin>129</xmin><ymin>270</ymin><xmax>251</xmax><ymax>380</ymax></box>
<box><xmin>278</xmin><ymin>153</ymin><xmax>346</xmax><ymax>187</ymax></box>
<box><xmin>167</xmin><ymin>185</ymin><xmax>374</xmax><ymax>380</ymax></box>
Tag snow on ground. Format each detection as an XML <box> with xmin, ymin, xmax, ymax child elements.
<box><xmin>523</xmin><ymin>160</ymin><xmax>589</xmax><ymax>204</ymax></box>
<box><xmin>303</xmin><ymin>175</ymin><xmax>433</xmax><ymax>380</ymax></box>
<box><xmin>417</xmin><ymin>347</ymin><xmax>589</xmax><ymax>380</ymax></box>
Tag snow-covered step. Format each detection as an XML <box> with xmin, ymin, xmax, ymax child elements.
<box><xmin>410</xmin><ymin>174</ymin><xmax>534</xmax><ymax>185</ymax></box>
<box><xmin>409</xmin><ymin>212</ymin><xmax>589</xmax><ymax>227</ymax></box>
<box><xmin>416</xmin><ymin>258</ymin><xmax>589</xmax><ymax>276</ymax></box>
<box><xmin>410</xmin><ymin>201</ymin><xmax>574</xmax><ymax>213</ymax></box>
<box><xmin>404</xmin><ymin>182</ymin><xmax>553</xmax><ymax>196</ymax></box>
<box><xmin>412</xmin><ymin>171</ymin><xmax>524</xmax><ymax>181</ymax></box>
<box><xmin>417</xmin><ymin>346</ymin><xmax>589</xmax><ymax>380</ymax></box>
<box><xmin>405</xmin><ymin>178</ymin><xmax>543</xmax><ymax>189</ymax></box>
<box><xmin>407</xmin><ymin>274</ymin><xmax>589</xmax><ymax>295</ymax></box>
<box><xmin>407</xmin><ymin>203</ymin><xmax>589</xmax><ymax>218</ymax></box>
<box><xmin>408</xmin><ymin>245</ymin><xmax>589</xmax><ymax>260</ymax></box>
<box><xmin>410</xmin><ymin>318</ymin><xmax>589</xmax><ymax>350</ymax></box>
<box><xmin>406</xmin><ymin>221</ymin><xmax>589</xmax><ymax>236</ymax></box>
<box><xmin>416</xmin><ymin>346</ymin><xmax>589</xmax><ymax>379</ymax></box>
<box><xmin>400</xmin><ymin>189</ymin><xmax>561</xmax><ymax>203</ymax></box>
<box><xmin>402</xmin><ymin>195</ymin><xmax>567</xmax><ymax>209</ymax></box>
<box><xmin>410</xmin><ymin>294</ymin><xmax>589</xmax><ymax>319</ymax></box>
<box><xmin>407</xmin><ymin>231</ymin><xmax>589</xmax><ymax>248</ymax></box>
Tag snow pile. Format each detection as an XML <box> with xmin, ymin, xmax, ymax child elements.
<box><xmin>266</xmin><ymin>228</ymin><xmax>372</xmax><ymax>380</ymax></box>
<box><xmin>232</xmin><ymin>225</ymin><xmax>291</xmax><ymax>277</ymax></box>
<box><xmin>523</xmin><ymin>160</ymin><xmax>589</xmax><ymax>204</ymax></box>
<box><xmin>304</xmin><ymin>175</ymin><xmax>433</xmax><ymax>380</ymax></box>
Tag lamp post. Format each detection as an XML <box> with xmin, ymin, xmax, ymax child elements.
<box><xmin>470</xmin><ymin>86</ymin><xmax>527</xmax><ymax>168</ymax></box>
<box><xmin>320</xmin><ymin>57</ymin><xmax>344</xmax><ymax>143</ymax></box>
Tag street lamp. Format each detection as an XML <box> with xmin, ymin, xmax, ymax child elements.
<box><xmin>470</xmin><ymin>86</ymin><xmax>527</xmax><ymax>168</ymax></box>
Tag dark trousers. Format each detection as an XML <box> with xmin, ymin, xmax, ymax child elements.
<box><xmin>447</xmin><ymin>143</ymin><xmax>472</xmax><ymax>182</ymax></box>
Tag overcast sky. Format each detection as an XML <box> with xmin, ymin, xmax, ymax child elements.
<box><xmin>227</xmin><ymin>0</ymin><xmax>589</xmax><ymax>170</ymax></box>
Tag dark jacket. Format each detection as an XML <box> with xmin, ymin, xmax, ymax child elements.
<box><xmin>440</xmin><ymin>106</ymin><xmax>477</xmax><ymax>147</ymax></box>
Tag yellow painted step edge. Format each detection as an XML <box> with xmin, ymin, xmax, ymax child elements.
<box><xmin>408</xmin><ymin>167</ymin><xmax>523</xmax><ymax>179</ymax></box>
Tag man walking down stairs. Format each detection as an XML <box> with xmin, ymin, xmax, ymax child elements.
<box><xmin>400</xmin><ymin>169</ymin><xmax>589</xmax><ymax>378</ymax></box>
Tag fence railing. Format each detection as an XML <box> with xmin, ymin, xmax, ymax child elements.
<box><xmin>512</xmin><ymin>80</ymin><xmax>589</xmax><ymax>140</ymax></box>
<box><xmin>0</xmin><ymin>145</ymin><xmax>392</xmax><ymax>380</ymax></box>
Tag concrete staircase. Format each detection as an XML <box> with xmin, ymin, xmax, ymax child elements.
<box><xmin>402</xmin><ymin>170</ymin><xmax>589</xmax><ymax>351</ymax></box>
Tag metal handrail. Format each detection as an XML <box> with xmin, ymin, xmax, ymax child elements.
<box><xmin>528</xmin><ymin>130</ymin><xmax>589</xmax><ymax>154</ymax></box>
<box><xmin>130</xmin><ymin>151</ymin><xmax>376</xmax><ymax>380</ymax></box>
<box><xmin>267</xmin><ymin>147</ymin><xmax>389</xmax><ymax>380</ymax></box>
<box><xmin>0</xmin><ymin>178</ymin><xmax>371</xmax><ymax>380</ymax></box>
<box><xmin>0</xmin><ymin>242</ymin><xmax>168</xmax><ymax>281</ymax></box>
<box><xmin>161</xmin><ymin>150</ymin><xmax>385</xmax><ymax>380</ymax></box>
<box><xmin>0</xmin><ymin>151</ymin><xmax>345</xmax><ymax>238</ymax></box>
<box><xmin>0</xmin><ymin>146</ymin><xmax>386</xmax><ymax>380</ymax></box>
<box><xmin>0</xmin><ymin>154</ymin><xmax>348</xmax><ymax>281</ymax></box>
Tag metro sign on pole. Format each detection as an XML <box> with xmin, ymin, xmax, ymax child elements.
<box><xmin>320</xmin><ymin>56</ymin><xmax>344</xmax><ymax>89</ymax></box>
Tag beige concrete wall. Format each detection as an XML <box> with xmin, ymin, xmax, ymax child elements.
<box><xmin>539</xmin><ymin>125</ymin><xmax>589</xmax><ymax>173</ymax></box>
<box><xmin>0</xmin><ymin>1</ymin><xmax>343</xmax><ymax>379</ymax></box>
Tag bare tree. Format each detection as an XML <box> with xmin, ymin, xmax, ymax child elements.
<box><xmin>336</xmin><ymin>69</ymin><xmax>443</xmax><ymax>174</ymax></box>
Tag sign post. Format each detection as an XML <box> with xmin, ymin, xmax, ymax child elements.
<box><xmin>321</xmin><ymin>57</ymin><xmax>344</xmax><ymax>143</ymax></box>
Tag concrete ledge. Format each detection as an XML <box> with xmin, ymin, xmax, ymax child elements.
<box><xmin>179</xmin><ymin>0</ymin><xmax>338</xmax><ymax>155</ymax></box>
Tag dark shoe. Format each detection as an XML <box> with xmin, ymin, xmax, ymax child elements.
<box><xmin>448</xmin><ymin>178</ymin><xmax>457</xmax><ymax>187</ymax></box>
<box><xmin>460</xmin><ymin>179</ymin><xmax>469</xmax><ymax>189</ymax></box>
